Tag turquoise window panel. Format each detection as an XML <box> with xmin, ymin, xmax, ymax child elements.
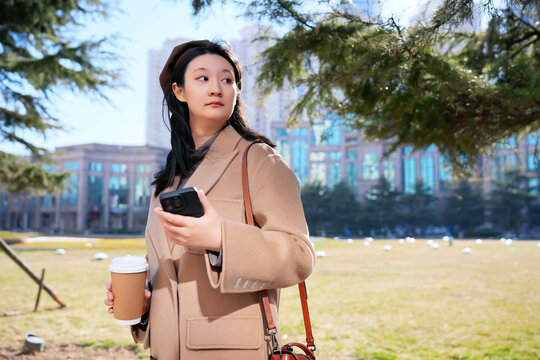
<box><xmin>403</xmin><ymin>158</ymin><xmax>416</xmax><ymax>194</ymax></box>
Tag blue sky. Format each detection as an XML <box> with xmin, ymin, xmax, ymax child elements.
<box><xmin>5</xmin><ymin>0</ymin><xmax>423</xmax><ymax>155</ymax></box>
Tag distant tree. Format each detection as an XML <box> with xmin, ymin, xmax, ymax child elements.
<box><xmin>363</xmin><ymin>177</ymin><xmax>401</xmax><ymax>235</ymax></box>
<box><xmin>488</xmin><ymin>170</ymin><xmax>537</xmax><ymax>237</ymax></box>
<box><xmin>327</xmin><ymin>181</ymin><xmax>360</xmax><ymax>235</ymax></box>
<box><xmin>187</xmin><ymin>0</ymin><xmax>540</xmax><ymax>173</ymax></box>
<box><xmin>441</xmin><ymin>180</ymin><xmax>485</xmax><ymax>237</ymax></box>
<box><xmin>300</xmin><ymin>181</ymin><xmax>329</xmax><ymax>235</ymax></box>
<box><xmin>399</xmin><ymin>181</ymin><xmax>438</xmax><ymax>236</ymax></box>
<box><xmin>0</xmin><ymin>0</ymin><xmax>120</xmax><ymax>193</ymax></box>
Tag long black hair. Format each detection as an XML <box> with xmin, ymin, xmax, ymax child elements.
<box><xmin>152</xmin><ymin>40</ymin><xmax>275</xmax><ymax>197</ymax></box>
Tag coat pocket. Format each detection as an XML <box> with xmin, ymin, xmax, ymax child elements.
<box><xmin>186</xmin><ymin>315</ymin><xmax>263</xmax><ymax>350</ymax></box>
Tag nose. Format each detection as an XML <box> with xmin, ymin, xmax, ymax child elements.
<box><xmin>209</xmin><ymin>79</ymin><xmax>222</xmax><ymax>96</ymax></box>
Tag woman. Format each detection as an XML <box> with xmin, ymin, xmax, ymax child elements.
<box><xmin>105</xmin><ymin>40</ymin><xmax>315</xmax><ymax>359</ymax></box>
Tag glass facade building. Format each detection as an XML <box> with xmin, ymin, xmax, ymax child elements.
<box><xmin>0</xmin><ymin>143</ymin><xmax>168</xmax><ymax>233</ymax></box>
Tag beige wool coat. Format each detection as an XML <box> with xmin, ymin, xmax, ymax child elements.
<box><xmin>131</xmin><ymin>125</ymin><xmax>316</xmax><ymax>359</ymax></box>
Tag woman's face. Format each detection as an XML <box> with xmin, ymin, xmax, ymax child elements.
<box><xmin>172</xmin><ymin>53</ymin><xmax>239</xmax><ymax>129</ymax></box>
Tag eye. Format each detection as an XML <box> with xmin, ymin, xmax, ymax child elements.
<box><xmin>196</xmin><ymin>76</ymin><xmax>208</xmax><ymax>81</ymax></box>
<box><xmin>222</xmin><ymin>78</ymin><xmax>234</xmax><ymax>84</ymax></box>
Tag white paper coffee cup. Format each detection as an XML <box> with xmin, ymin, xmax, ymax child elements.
<box><xmin>109</xmin><ymin>255</ymin><xmax>148</xmax><ymax>325</ymax></box>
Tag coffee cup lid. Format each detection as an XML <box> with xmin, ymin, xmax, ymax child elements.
<box><xmin>109</xmin><ymin>255</ymin><xmax>148</xmax><ymax>273</ymax></box>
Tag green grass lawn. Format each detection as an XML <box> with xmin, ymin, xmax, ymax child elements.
<box><xmin>1</xmin><ymin>239</ymin><xmax>539</xmax><ymax>359</ymax></box>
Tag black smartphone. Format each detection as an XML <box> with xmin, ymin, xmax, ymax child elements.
<box><xmin>159</xmin><ymin>187</ymin><xmax>204</xmax><ymax>217</ymax></box>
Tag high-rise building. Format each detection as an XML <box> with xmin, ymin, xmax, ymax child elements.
<box><xmin>146</xmin><ymin>38</ymin><xmax>191</xmax><ymax>149</ymax></box>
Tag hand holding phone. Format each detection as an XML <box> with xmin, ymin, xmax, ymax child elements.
<box><xmin>159</xmin><ymin>187</ymin><xmax>204</xmax><ymax>217</ymax></box>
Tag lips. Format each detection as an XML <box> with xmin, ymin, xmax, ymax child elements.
<box><xmin>206</xmin><ymin>101</ymin><xmax>223</xmax><ymax>106</ymax></box>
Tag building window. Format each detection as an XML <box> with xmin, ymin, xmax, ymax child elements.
<box><xmin>292</xmin><ymin>140</ymin><xmax>308</xmax><ymax>185</ymax></box>
<box><xmin>528</xmin><ymin>132</ymin><xmax>540</xmax><ymax>146</ymax></box>
<box><xmin>311</xmin><ymin>121</ymin><xmax>341</xmax><ymax>146</ymax></box>
<box><xmin>134</xmin><ymin>178</ymin><xmax>151</xmax><ymax>206</ymax></box>
<box><xmin>276</xmin><ymin>140</ymin><xmax>291</xmax><ymax>163</ymax></box>
<box><xmin>136</xmin><ymin>164</ymin><xmax>151</xmax><ymax>173</ymax></box>
<box><xmin>402</xmin><ymin>146</ymin><xmax>413</xmax><ymax>156</ymax></box>
<box><xmin>310</xmin><ymin>152</ymin><xmax>326</xmax><ymax>162</ymax></box>
<box><xmin>310</xmin><ymin>163</ymin><xmax>327</xmax><ymax>186</ymax></box>
<box><xmin>492</xmin><ymin>154</ymin><xmax>517</xmax><ymax>182</ymax></box>
<box><xmin>64</xmin><ymin>162</ymin><xmax>79</xmax><ymax>171</ymax></box>
<box><xmin>276</xmin><ymin>128</ymin><xmax>289</xmax><ymax>137</ymax></box>
<box><xmin>529</xmin><ymin>178</ymin><xmax>539</xmax><ymax>195</ymax></box>
<box><xmin>328</xmin><ymin>162</ymin><xmax>341</xmax><ymax>189</ymax></box>
<box><xmin>88</xmin><ymin>176</ymin><xmax>103</xmax><ymax>206</ymax></box>
<box><xmin>346</xmin><ymin>163</ymin><xmax>358</xmax><ymax>192</ymax></box>
<box><xmin>109</xmin><ymin>176</ymin><xmax>129</xmax><ymax>208</ymax></box>
<box><xmin>403</xmin><ymin>158</ymin><xmax>416</xmax><ymax>194</ymax></box>
<box><xmin>329</xmin><ymin>151</ymin><xmax>342</xmax><ymax>161</ymax></box>
<box><xmin>41</xmin><ymin>195</ymin><xmax>55</xmax><ymax>208</ymax></box>
<box><xmin>346</xmin><ymin>150</ymin><xmax>358</xmax><ymax>160</ymax></box>
<box><xmin>293</xmin><ymin>128</ymin><xmax>308</xmax><ymax>137</ymax></box>
<box><xmin>495</xmin><ymin>136</ymin><xmax>517</xmax><ymax>149</ymax></box>
<box><xmin>438</xmin><ymin>155</ymin><xmax>453</xmax><ymax>191</ymax></box>
<box><xmin>362</xmin><ymin>153</ymin><xmax>379</xmax><ymax>180</ymax></box>
<box><xmin>528</xmin><ymin>153</ymin><xmax>540</xmax><ymax>171</ymax></box>
<box><xmin>61</xmin><ymin>175</ymin><xmax>79</xmax><ymax>206</ymax></box>
<box><xmin>382</xmin><ymin>159</ymin><xmax>396</xmax><ymax>186</ymax></box>
<box><xmin>89</xmin><ymin>162</ymin><xmax>103</xmax><ymax>172</ymax></box>
<box><xmin>420</xmin><ymin>156</ymin><xmax>435</xmax><ymax>193</ymax></box>
<box><xmin>424</xmin><ymin>145</ymin><xmax>435</xmax><ymax>153</ymax></box>
<box><xmin>112</xmin><ymin>164</ymin><xmax>128</xmax><ymax>173</ymax></box>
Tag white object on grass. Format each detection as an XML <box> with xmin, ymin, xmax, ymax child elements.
<box><xmin>316</xmin><ymin>251</ymin><xmax>326</xmax><ymax>258</ymax></box>
<box><xmin>383</xmin><ymin>245</ymin><xmax>392</xmax><ymax>251</ymax></box>
<box><xmin>475</xmin><ymin>239</ymin><xmax>483</xmax><ymax>245</ymax></box>
<box><xmin>432</xmin><ymin>243</ymin><xmax>440</xmax><ymax>249</ymax></box>
<box><xmin>463</xmin><ymin>247</ymin><xmax>472</xmax><ymax>254</ymax></box>
<box><xmin>93</xmin><ymin>252</ymin><xmax>108</xmax><ymax>260</ymax></box>
<box><xmin>55</xmin><ymin>248</ymin><xmax>66</xmax><ymax>255</ymax></box>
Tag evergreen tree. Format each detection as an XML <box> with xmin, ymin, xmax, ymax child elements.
<box><xmin>187</xmin><ymin>0</ymin><xmax>540</xmax><ymax>173</ymax></box>
<box><xmin>300</xmin><ymin>181</ymin><xmax>329</xmax><ymax>235</ymax></box>
<box><xmin>488</xmin><ymin>170</ymin><xmax>537</xmax><ymax>237</ymax></box>
<box><xmin>327</xmin><ymin>181</ymin><xmax>360</xmax><ymax>235</ymax></box>
<box><xmin>441</xmin><ymin>180</ymin><xmax>485</xmax><ymax>237</ymax></box>
<box><xmin>363</xmin><ymin>177</ymin><xmax>400</xmax><ymax>235</ymax></box>
<box><xmin>399</xmin><ymin>181</ymin><xmax>438</xmax><ymax>236</ymax></box>
<box><xmin>0</xmin><ymin>0</ymin><xmax>119</xmax><ymax>193</ymax></box>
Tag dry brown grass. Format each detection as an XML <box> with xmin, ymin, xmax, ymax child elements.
<box><xmin>1</xmin><ymin>239</ymin><xmax>539</xmax><ymax>359</ymax></box>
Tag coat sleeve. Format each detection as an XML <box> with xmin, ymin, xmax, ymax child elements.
<box><xmin>205</xmin><ymin>145</ymin><xmax>316</xmax><ymax>293</ymax></box>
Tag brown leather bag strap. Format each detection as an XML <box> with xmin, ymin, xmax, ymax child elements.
<box><xmin>241</xmin><ymin>142</ymin><xmax>316</xmax><ymax>351</ymax></box>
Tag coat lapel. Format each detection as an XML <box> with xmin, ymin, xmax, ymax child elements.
<box><xmin>183</xmin><ymin>125</ymin><xmax>242</xmax><ymax>193</ymax></box>
<box><xmin>146</xmin><ymin>125</ymin><xmax>243</xmax><ymax>297</ymax></box>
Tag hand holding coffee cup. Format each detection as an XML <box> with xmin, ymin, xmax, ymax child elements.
<box><xmin>107</xmin><ymin>255</ymin><xmax>149</xmax><ymax>325</ymax></box>
<box><xmin>105</xmin><ymin>282</ymin><xmax>151</xmax><ymax>315</ymax></box>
